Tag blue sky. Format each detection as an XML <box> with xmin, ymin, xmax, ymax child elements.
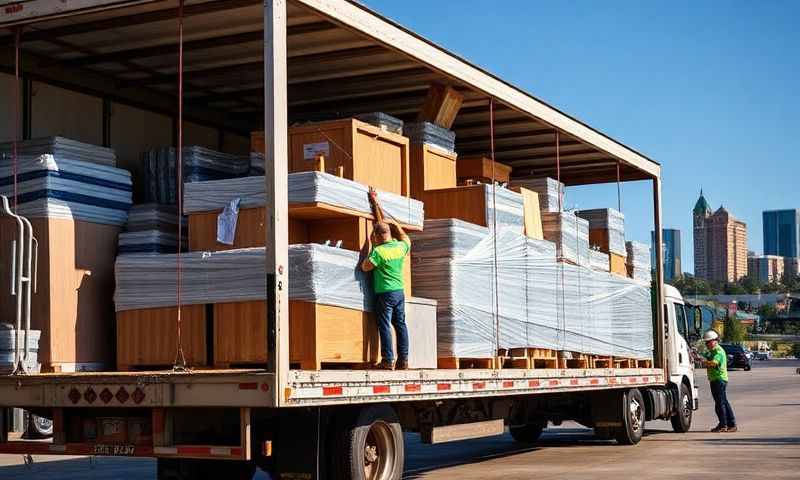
<box><xmin>366</xmin><ymin>0</ymin><xmax>799</xmax><ymax>273</ymax></box>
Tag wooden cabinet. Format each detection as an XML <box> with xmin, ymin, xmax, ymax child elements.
<box><xmin>287</xmin><ymin>119</ymin><xmax>410</xmax><ymax>196</ymax></box>
<box><xmin>116</xmin><ymin>305</ymin><xmax>207</xmax><ymax>370</ymax></box>
<box><xmin>213</xmin><ymin>301</ymin><xmax>268</xmax><ymax>367</ymax></box>
<box><xmin>409</xmin><ymin>144</ymin><xmax>457</xmax><ymax>198</ymax></box>
<box><xmin>456</xmin><ymin>156</ymin><xmax>512</xmax><ymax>184</ymax></box>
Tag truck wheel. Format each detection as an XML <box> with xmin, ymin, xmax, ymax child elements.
<box><xmin>333</xmin><ymin>404</ymin><xmax>404</xmax><ymax>480</ymax></box>
<box><xmin>744</xmin><ymin>364</ymin><xmax>751</xmax><ymax>371</ymax></box>
<box><xmin>157</xmin><ymin>458</ymin><xmax>256</xmax><ymax>480</ymax></box>
<box><xmin>23</xmin><ymin>411</ymin><xmax>53</xmax><ymax>439</ymax></box>
<box><xmin>509</xmin><ymin>418</ymin><xmax>546</xmax><ymax>444</ymax></box>
<box><xmin>670</xmin><ymin>383</ymin><xmax>693</xmax><ymax>433</ymax></box>
<box><xmin>614</xmin><ymin>389</ymin><xmax>645</xmax><ymax>445</ymax></box>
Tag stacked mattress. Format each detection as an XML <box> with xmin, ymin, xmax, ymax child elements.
<box><xmin>142</xmin><ymin>146</ymin><xmax>249</xmax><ymax>204</ymax></box>
<box><xmin>590</xmin><ymin>249</ymin><xmax>611</xmax><ymax>272</ymax></box>
<box><xmin>0</xmin><ymin>324</ymin><xmax>41</xmax><ymax>373</ymax></box>
<box><xmin>0</xmin><ymin>136</ymin><xmax>116</xmax><ymax>167</ymax></box>
<box><xmin>577</xmin><ymin>208</ymin><xmax>626</xmax><ymax>256</ymax></box>
<box><xmin>183</xmin><ymin>171</ymin><xmax>425</xmax><ymax>229</ymax></box>
<box><xmin>410</xmin><ymin>219</ymin><xmax>654</xmax><ymax>359</ymax></box>
<box><xmin>0</xmin><ymin>154</ymin><xmax>132</xmax><ymax>226</ymax></box>
<box><xmin>541</xmin><ymin>211</ymin><xmax>590</xmax><ymax>267</ymax></box>
<box><xmin>118</xmin><ymin>204</ymin><xmax>185</xmax><ymax>255</ymax></box>
<box><xmin>356</xmin><ymin>112</ymin><xmax>404</xmax><ymax>135</ymax></box>
<box><xmin>114</xmin><ymin>244</ymin><xmax>371</xmax><ymax>312</ymax></box>
<box><xmin>404</xmin><ymin>121</ymin><xmax>456</xmax><ymax>153</ymax></box>
<box><xmin>509</xmin><ymin>177</ymin><xmax>563</xmax><ymax>213</ymax></box>
<box><xmin>626</xmin><ymin>241</ymin><xmax>652</xmax><ymax>284</ymax></box>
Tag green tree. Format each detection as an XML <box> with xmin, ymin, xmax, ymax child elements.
<box><xmin>722</xmin><ymin>312</ymin><xmax>747</xmax><ymax>344</ymax></box>
<box><xmin>738</xmin><ymin>275</ymin><xmax>760</xmax><ymax>294</ymax></box>
<box><xmin>757</xmin><ymin>303</ymin><xmax>777</xmax><ymax>320</ymax></box>
<box><xmin>792</xmin><ymin>343</ymin><xmax>800</xmax><ymax>359</ymax></box>
<box><xmin>723</xmin><ymin>282</ymin><xmax>746</xmax><ymax>295</ymax></box>
<box><xmin>760</xmin><ymin>281</ymin><xmax>787</xmax><ymax>294</ymax></box>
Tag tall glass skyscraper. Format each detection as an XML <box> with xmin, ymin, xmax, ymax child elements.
<box><xmin>651</xmin><ymin>228</ymin><xmax>682</xmax><ymax>282</ymax></box>
<box><xmin>763</xmin><ymin>209</ymin><xmax>800</xmax><ymax>257</ymax></box>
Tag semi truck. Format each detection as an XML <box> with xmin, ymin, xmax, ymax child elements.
<box><xmin>0</xmin><ymin>1</ymin><xmax>700</xmax><ymax>479</ymax></box>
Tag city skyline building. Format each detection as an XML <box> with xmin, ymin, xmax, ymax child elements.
<box><xmin>652</xmin><ymin>228</ymin><xmax>681</xmax><ymax>282</ymax></box>
<box><xmin>693</xmin><ymin>190</ymin><xmax>748</xmax><ymax>282</ymax></box>
<box><xmin>763</xmin><ymin>209</ymin><xmax>800</xmax><ymax>258</ymax></box>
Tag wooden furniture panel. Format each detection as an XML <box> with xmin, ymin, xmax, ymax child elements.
<box><xmin>417</xmin><ymin>83</ymin><xmax>464</xmax><ymax>129</ymax></box>
<box><xmin>116</xmin><ymin>305</ymin><xmax>206</xmax><ymax>370</ymax></box>
<box><xmin>457</xmin><ymin>156</ymin><xmax>512</xmax><ymax>184</ymax></box>
<box><xmin>409</xmin><ymin>144</ymin><xmax>457</xmax><ymax>199</ymax></box>
<box><xmin>0</xmin><ymin>217</ymin><xmax>118</xmax><ymax>371</ymax></box>
<box><xmin>287</xmin><ymin>119</ymin><xmax>410</xmax><ymax>196</ymax></box>
<box><xmin>589</xmin><ymin>228</ymin><xmax>611</xmax><ymax>253</ymax></box>
<box><xmin>289</xmin><ymin>301</ymin><xmax>379</xmax><ymax>370</ymax></box>
<box><xmin>610</xmin><ymin>253</ymin><xmax>627</xmax><ymax>276</ymax></box>
<box><xmin>306</xmin><ymin>217</ymin><xmax>371</xmax><ymax>251</ymax></box>
<box><xmin>213</xmin><ymin>301</ymin><xmax>268</xmax><ymax>367</ymax></box>
<box><xmin>419</xmin><ymin>185</ymin><xmax>488</xmax><ymax>226</ymax></box>
<box><xmin>188</xmin><ymin>207</ymin><xmax>308</xmax><ymax>251</ymax></box>
<box><xmin>251</xmin><ymin>131</ymin><xmax>265</xmax><ymax>154</ymax></box>
<box><xmin>511</xmin><ymin>186</ymin><xmax>543</xmax><ymax>240</ymax></box>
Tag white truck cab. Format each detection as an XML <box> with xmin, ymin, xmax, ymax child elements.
<box><xmin>665</xmin><ymin>284</ymin><xmax>700</xmax><ymax>417</ymax></box>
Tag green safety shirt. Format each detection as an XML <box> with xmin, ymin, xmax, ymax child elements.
<box><xmin>368</xmin><ymin>239</ymin><xmax>410</xmax><ymax>294</ymax></box>
<box><xmin>703</xmin><ymin>344</ymin><xmax>728</xmax><ymax>382</ymax></box>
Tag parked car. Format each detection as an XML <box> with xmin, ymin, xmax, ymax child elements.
<box><xmin>754</xmin><ymin>350</ymin><xmax>770</xmax><ymax>361</ymax></box>
<box><xmin>721</xmin><ymin>343</ymin><xmax>752</xmax><ymax>371</ymax></box>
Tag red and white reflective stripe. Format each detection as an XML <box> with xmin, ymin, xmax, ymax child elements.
<box><xmin>286</xmin><ymin>374</ymin><xmax>664</xmax><ymax>401</ymax></box>
<box><xmin>154</xmin><ymin>446</ymin><xmax>244</xmax><ymax>458</ymax></box>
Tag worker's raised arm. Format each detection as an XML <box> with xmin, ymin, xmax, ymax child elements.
<box><xmin>368</xmin><ymin>187</ymin><xmax>385</xmax><ymax>223</ymax></box>
<box><xmin>389</xmin><ymin>221</ymin><xmax>410</xmax><ymax>244</ymax></box>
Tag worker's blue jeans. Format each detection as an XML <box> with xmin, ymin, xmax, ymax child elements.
<box><xmin>375</xmin><ymin>290</ymin><xmax>409</xmax><ymax>363</ymax></box>
<box><xmin>710</xmin><ymin>380</ymin><xmax>736</xmax><ymax>427</ymax></box>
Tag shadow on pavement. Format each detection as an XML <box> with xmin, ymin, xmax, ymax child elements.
<box><xmin>697</xmin><ymin>436</ymin><xmax>800</xmax><ymax>446</ymax></box>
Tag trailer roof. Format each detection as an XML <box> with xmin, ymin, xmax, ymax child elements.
<box><xmin>0</xmin><ymin>0</ymin><xmax>660</xmax><ymax>185</ymax></box>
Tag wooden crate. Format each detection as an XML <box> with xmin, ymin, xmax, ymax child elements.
<box><xmin>610</xmin><ymin>253</ymin><xmax>627</xmax><ymax>276</ymax></box>
<box><xmin>213</xmin><ymin>301</ymin><xmax>268</xmax><ymax>368</ymax></box>
<box><xmin>289</xmin><ymin>301</ymin><xmax>379</xmax><ymax>370</ymax></box>
<box><xmin>409</xmin><ymin>144</ymin><xmax>457</xmax><ymax>199</ymax></box>
<box><xmin>417</xmin><ymin>83</ymin><xmax>463</xmax><ymax>129</ymax></box>
<box><xmin>456</xmin><ymin>156</ymin><xmax>512</xmax><ymax>184</ymax></box>
<box><xmin>188</xmin><ymin>207</ymin><xmax>308</xmax><ymax>252</ymax></box>
<box><xmin>419</xmin><ymin>185</ymin><xmax>491</xmax><ymax>227</ymax></box>
<box><xmin>287</xmin><ymin>118</ymin><xmax>410</xmax><ymax>196</ymax></box>
<box><xmin>0</xmin><ymin>217</ymin><xmax>119</xmax><ymax>371</ymax></box>
<box><xmin>116</xmin><ymin>305</ymin><xmax>207</xmax><ymax>370</ymax></box>
<box><xmin>510</xmin><ymin>186</ymin><xmax>543</xmax><ymax>240</ymax></box>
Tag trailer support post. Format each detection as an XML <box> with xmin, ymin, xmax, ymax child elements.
<box><xmin>264</xmin><ymin>0</ymin><xmax>289</xmax><ymax>407</ymax></box>
<box><xmin>652</xmin><ymin>176</ymin><xmax>666</xmax><ymax>373</ymax></box>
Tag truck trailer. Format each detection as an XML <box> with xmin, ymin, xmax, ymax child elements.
<box><xmin>0</xmin><ymin>1</ymin><xmax>700</xmax><ymax>479</ymax></box>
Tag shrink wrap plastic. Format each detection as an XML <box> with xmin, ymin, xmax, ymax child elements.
<box><xmin>509</xmin><ymin>177</ymin><xmax>563</xmax><ymax>213</ymax></box>
<box><xmin>626</xmin><ymin>240</ymin><xmax>652</xmax><ymax>284</ymax></box>
<box><xmin>541</xmin><ymin>211</ymin><xmax>590</xmax><ymax>267</ymax></box>
<box><xmin>411</xmin><ymin>219</ymin><xmax>653</xmax><ymax>359</ymax></box>
<box><xmin>0</xmin><ymin>324</ymin><xmax>40</xmax><ymax>371</ymax></box>
<box><xmin>0</xmin><ymin>154</ymin><xmax>132</xmax><ymax>225</ymax></box>
<box><xmin>0</xmin><ymin>136</ymin><xmax>116</xmax><ymax>167</ymax></box>
<box><xmin>183</xmin><ymin>171</ymin><xmax>424</xmax><ymax>228</ymax></box>
<box><xmin>114</xmin><ymin>244</ymin><xmax>371</xmax><ymax>312</ymax></box>
<box><xmin>577</xmin><ymin>208</ymin><xmax>626</xmax><ymax>255</ymax></box>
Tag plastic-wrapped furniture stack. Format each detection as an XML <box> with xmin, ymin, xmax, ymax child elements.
<box><xmin>410</xmin><ymin>219</ymin><xmax>654</xmax><ymax>362</ymax></box>
<box><xmin>0</xmin><ymin>143</ymin><xmax>130</xmax><ymax>372</ymax></box>
<box><xmin>141</xmin><ymin>146</ymin><xmax>249</xmax><ymax>204</ymax></box>
<box><xmin>421</xmin><ymin>184</ymin><xmax>525</xmax><ymax>232</ymax></box>
<box><xmin>118</xmin><ymin>204</ymin><xmax>185</xmax><ymax>255</ymax></box>
<box><xmin>577</xmin><ymin>208</ymin><xmax>626</xmax><ymax>255</ymax></box>
<box><xmin>0</xmin><ymin>324</ymin><xmax>41</xmax><ymax>374</ymax></box>
<box><xmin>541</xmin><ymin>211</ymin><xmax>590</xmax><ymax>267</ymax></box>
<box><xmin>403</xmin><ymin>121</ymin><xmax>456</xmax><ymax>153</ymax></box>
<box><xmin>626</xmin><ymin>241</ymin><xmax>652</xmax><ymax>284</ymax></box>
<box><xmin>0</xmin><ymin>136</ymin><xmax>116</xmax><ymax>167</ymax></box>
<box><xmin>509</xmin><ymin>177</ymin><xmax>563</xmax><ymax>213</ymax></box>
<box><xmin>356</xmin><ymin>112</ymin><xmax>404</xmax><ymax>135</ymax></box>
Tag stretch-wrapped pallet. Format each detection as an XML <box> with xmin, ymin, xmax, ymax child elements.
<box><xmin>509</xmin><ymin>177</ymin><xmax>563</xmax><ymax>213</ymax></box>
<box><xmin>626</xmin><ymin>240</ymin><xmax>652</xmax><ymax>284</ymax></box>
<box><xmin>541</xmin><ymin>211</ymin><xmax>590</xmax><ymax>267</ymax></box>
<box><xmin>577</xmin><ymin>208</ymin><xmax>626</xmax><ymax>256</ymax></box>
<box><xmin>0</xmin><ymin>136</ymin><xmax>116</xmax><ymax>167</ymax></box>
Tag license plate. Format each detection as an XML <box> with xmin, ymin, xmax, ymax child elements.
<box><xmin>93</xmin><ymin>444</ymin><xmax>135</xmax><ymax>456</ymax></box>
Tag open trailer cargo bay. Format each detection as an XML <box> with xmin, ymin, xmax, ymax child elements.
<box><xmin>0</xmin><ymin>1</ymin><xmax>698</xmax><ymax>479</ymax></box>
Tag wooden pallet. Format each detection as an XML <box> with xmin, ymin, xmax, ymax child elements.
<box><xmin>501</xmin><ymin>348</ymin><xmax>559</xmax><ymax>369</ymax></box>
<box><xmin>614</xmin><ymin>357</ymin><xmax>635</xmax><ymax>368</ymax></box>
<box><xmin>592</xmin><ymin>356</ymin><xmax>614</xmax><ymax>369</ymax></box>
<box><xmin>558</xmin><ymin>351</ymin><xmax>590</xmax><ymax>369</ymax></box>
<box><xmin>636</xmin><ymin>359</ymin><xmax>653</xmax><ymax>368</ymax></box>
<box><xmin>438</xmin><ymin>357</ymin><xmax>498</xmax><ymax>369</ymax></box>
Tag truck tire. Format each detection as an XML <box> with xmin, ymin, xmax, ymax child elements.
<box><xmin>670</xmin><ymin>383</ymin><xmax>693</xmax><ymax>433</ymax></box>
<box><xmin>23</xmin><ymin>411</ymin><xmax>53</xmax><ymax>439</ymax></box>
<box><xmin>509</xmin><ymin>418</ymin><xmax>546</xmax><ymax>444</ymax></box>
<box><xmin>614</xmin><ymin>389</ymin><xmax>645</xmax><ymax>445</ymax></box>
<box><xmin>157</xmin><ymin>458</ymin><xmax>256</xmax><ymax>480</ymax></box>
<box><xmin>332</xmin><ymin>404</ymin><xmax>404</xmax><ymax>480</ymax></box>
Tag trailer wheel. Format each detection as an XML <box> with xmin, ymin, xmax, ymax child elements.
<box><xmin>670</xmin><ymin>383</ymin><xmax>693</xmax><ymax>433</ymax></box>
<box><xmin>333</xmin><ymin>404</ymin><xmax>404</xmax><ymax>480</ymax></box>
<box><xmin>509</xmin><ymin>418</ymin><xmax>546</xmax><ymax>444</ymax></box>
<box><xmin>23</xmin><ymin>411</ymin><xmax>53</xmax><ymax>439</ymax></box>
<box><xmin>614</xmin><ymin>389</ymin><xmax>645</xmax><ymax>445</ymax></box>
<box><xmin>157</xmin><ymin>458</ymin><xmax>256</xmax><ymax>480</ymax></box>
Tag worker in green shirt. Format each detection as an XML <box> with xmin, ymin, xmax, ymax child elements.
<box><xmin>702</xmin><ymin>330</ymin><xmax>737</xmax><ymax>432</ymax></box>
<box><xmin>360</xmin><ymin>188</ymin><xmax>410</xmax><ymax>370</ymax></box>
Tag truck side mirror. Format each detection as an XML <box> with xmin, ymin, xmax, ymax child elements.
<box><xmin>693</xmin><ymin>306</ymin><xmax>703</xmax><ymax>333</ymax></box>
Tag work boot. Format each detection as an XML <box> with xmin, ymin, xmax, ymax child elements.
<box><xmin>710</xmin><ymin>425</ymin><xmax>728</xmax><ymax>432</ymax></box>
<box><xmin>395</xmin><ymin>358</ymin><xmax>409</xmax><ymax>370</ymax></box>
<box><xmin>724</xmin><ymin>425</ymin><xmax>738</xmax><ymax>433</ymax></box>
<box><xmin>374</xmin><ymin>359</ymin><xmax>395</xmax><ymax>370</ymax></box>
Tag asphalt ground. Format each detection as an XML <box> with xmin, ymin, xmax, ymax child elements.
<box><xmin>1</xmin><ymin>359</ymin><xmax>798</xmax><ymax>479</ymax></box>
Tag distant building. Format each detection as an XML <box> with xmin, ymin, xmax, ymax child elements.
<box><xmin>748</xmin><ymin>255</ymin><xmax>784</xmax><ymax>284</ymax></box>
<box><xmin>784</xmin><ymin>257</ymin><xmax>800</xmax><ymax>279</ymax></box>
<box><xmin>693</xmin><ymin>190</ymin><xmax>748</xmax><ymax>282</ymax></box>
<box><xmin>651</xmin><ymin>228</ymin><xmax>681</xmax><ymax>282</ymax></box>
<box><xmin>763</xmin><ymin>209</ymin><xmax>800</xmax><ymax>257</ymax></box>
